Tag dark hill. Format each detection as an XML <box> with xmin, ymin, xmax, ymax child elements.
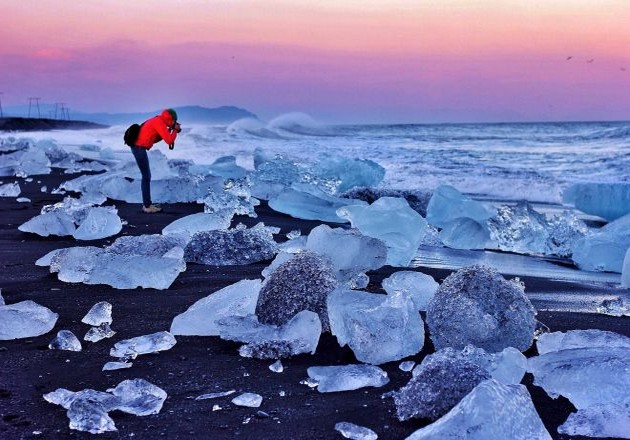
<box><xmin>0</xmin><ymin>117</ymin><xmax>108</xmax><ymax>132</ymax></box>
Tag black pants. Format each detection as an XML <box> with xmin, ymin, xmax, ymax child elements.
<box><xmin>130</xmin><ymin>146</ymin><xmax>151</xmax><ymax>207</ymax></box>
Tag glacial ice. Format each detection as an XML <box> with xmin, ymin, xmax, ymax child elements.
<box><xmin>107</xmin><ymin>233</ymin><xmax>188</xmax><ymax>258</ymax></box>
<box><xmin>162</xmin><ymin>212</ymin><xmax>233</xmax><ymax>239</ymax></box>
<box><xmin>231</xmin><ymin>392</ymin><xmax>262</xmax><ymax>408</ymax></box>
<box><xmin>49</xmin><ymin>330</ymin><xmax>82</xmax><ymax>351</ymax></box>
<box><xmin>425</xmin><ymin>185</ymin><xmax>496</xmax><ymax>228</ymax></box>
<box><xmin>189</xmin><ymin>155</ymin><xmax>248</xmax><ymax>179</ymax></box>
<box><xmin>564</xmin><ymin>182</ymin><xmax>630</xmax><ymax>221</ymax></box>
<box><xmin>596</xmin><ymin>296</ymin><xmax>630</xmax><ymax>316</ymax></box>
<box><xmin>16</xmin><ymin>197</ymin><xmax>30</xmax><ymax>202</ymax></box>
<box><xmin>44</xmin><ymin>378</ymin><xmax>166</xmax><ymax>434</ymax></box>
<box><xmin>623</xmin><ymin>248</ymin><xmax>630</xmax><ymax>287</ymax></box>
<box><xmin>0</xmin><ymin>300</ymin><xmax>58</xmax><ymax>340</ymax></box>
<box><xmin>110</xmin><ymin>331</ymin><xmax>177</xmax><ymax>359</ymax></box>
<box><xmin>558</xmin><ymin>404</ymin><xmax>630</xmax><ymax>439</ymax></box>
<box><xmin>250</xmin><ymin>154</ymin><xmax>303</xmax><ymax>200</ymax></box>
<box><xmin>399</xmin><ymin>361</ymin><xmax>416</xmax><ymax>372</ymax></box>
<box><xmin>413</xmin><ymin>345</ymin><xmax>527</xmax><ymax>385</ymax></box>
<box><xmin>439</xmin><ymin>217</ymin><xmax>491</xmax><ymax>250</ymax></box>
<box><xmin>82</xmin><ymin>301</ymin><xmax>113</xmax><ymax>326</ymax></box>
<box><xmin>170</xmin><ymin>279</ymin><xmax>262</xmax><ymax>336</ymax></box>
<box><xmin>536</xmin><ymin>329</ymin><xmax>630</xmax><ymax>355</ymax></box>
<box><xmin>572</xmin><ymin>213</ymin><xmax>630</xmax><ymax>272</ymax></box>
<box><xmin>222</xmin><ymin>311</ymin><xmax>322</xmax><ymax>359</ymax></box>
<box><xmin>85</xmin><ymin>324</ymin><xmax>116</xmax><ymax>343</ymax></box>
<box><xmin>19</xmin><ymin>211</ymin><xmax>77</xmax><ymax>237</ymax></box>
<box><xmin>312</xmin><ymin>156</ymin><xmax>385</xmax><ymax>193</ymax></box>
<box><xmin>269</xmin><ymin>360</ymin><xmax>283</xmax><ymax>373</ymax></box>
<box><xmin>72</xmin><ymin>207</ymin><xmax>122</xmax><ymax>240</ymax></box>
<box><xmin>269</xmin><ymin>183</ymin><xmax>366</xmax><ymax>223</ymax></box>
<box><xmin>528</xmin><ymin>346</ymin><xmax>630</xmax><ymax>409</ymax></box>
<box><xmin>340</xmin><ymin>187</ymin><xmax>432</xmax><ymax>217</ymax></box>
<box><xmin>203</xmin><ymin>177</ymin><xmax>259</xmax><ymax>218</ymax></box>
<box><xmin>337</xmin><ymin>197</ymin><xmax>428</xmax><ymax>267</ymax></box>
<box><xmin>327</xmin><ymin>289</ymin><xmax>424</xmax><ymax>365</ymax></box>
<box><xmin>0</xmin><ymin>182</ymin><xmax>20</xmax><ymax>197</ymax></box>
<box><xmin>195</xmin><ymin>390</ymin><xmax>236</xmax><ymax>400</ymax></box>
<box><xmin>255</xmin><ymin>251</ymin><xmax>339</xmax><ymax>331</ymax></box>
<box><xmin>393</xmin><ymin>355</ymin><xmax>490</xmax><ymax>421</ymax></box>
<box><xmin>305</xmin><ymin>225</ymin><xmax>387</xmax><ymax>282</ymax></box>
<box><xmin>406</xmin><ymin>379</ymin><xmax>551</xmax><ymax>440</ymax></box>
<box><xmin>334</xmin><ymin>421</ymin><xmax>378</xmax><ymax>440</ymax></box>
<box><xmin>184</xmin><ymin>223</ymin><xmax>279</xmax><ymax>265</ymax></box>
<box><xmin>426</xmin><ymin>265</ymin><xmax>537</xmax><ymax>352</ymax></box>
<box><xmin>306</xmin><ymin>364</ymin><xmax>389</xmax><ymax>393</ymax></box>
<box><xmin>3</xmin><ymin>147</ymin><xmax>52</xmax><ymax>177</ymax></box>
<box><xmin>381</xmin><ymin>271</ymin><xmax>438</xmax><ymax>311</ymax></box>
<box><xmin>102</xmin><ymin>361</ymin><xmax>133</xmax><ymax>371</ymax></box>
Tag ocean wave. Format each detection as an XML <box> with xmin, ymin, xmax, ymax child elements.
<box><xmin>227</xmin><ymin>118</ymin><xmax>285</xmax><ymax>139</ymax></box>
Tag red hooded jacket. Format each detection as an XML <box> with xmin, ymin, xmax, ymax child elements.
<box><xmin>135</xmin><ymin>109</ymin><xmax>178</xmax><ymax>149</ymax></box>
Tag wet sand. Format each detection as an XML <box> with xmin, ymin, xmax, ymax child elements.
<box><xmin>0</xmin><ymin>169</ymin><xmax>628</xmax><ymax>439</ymax></box>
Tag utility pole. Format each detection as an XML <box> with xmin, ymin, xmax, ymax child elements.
<box><xmin>28</xmin><ymin>97</ymin><xmax>41</xmax><ymax>118</ymax></box>
<box><xmin>0</xmin><ymin>92</ymin><xmax>4</xmax><ymax>118</ymax></box>
<box><xmin>60</xmin><ymin>103</ymin><xmax>69</xmax><ymax>120</ymax></box>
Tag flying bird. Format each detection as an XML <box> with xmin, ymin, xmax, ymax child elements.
<box><xmin>566</xmin><ymin>56</ymin><xmax>573</xmax><ymax>60</ymax></box>
<box><xmin>586</xmin><ymin>58</ymin><xmax>595</xmax><ymax>63</ymax></box>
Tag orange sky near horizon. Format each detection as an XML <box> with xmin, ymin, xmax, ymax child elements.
<box><xmin>1</xmin><ymin>0</ymin><xmax>629</xmax><ymax>122</ymax></box>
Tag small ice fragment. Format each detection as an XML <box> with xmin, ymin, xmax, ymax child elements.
<box><xmin>231</xmin><ymin>392</ymin><xmax>263</xmax><ymax>408</ymax></box>
<box><xmin>108</xmin><ymin>378</ymin><xmax>167</xmax><ymax>416</ymax></box>
<box><xmin>307</xmin><ymin>365</ymin><xmax>389</xmax><ymax>393</ymax></box>
<box><xmin>286</xmin><ymin>229</ymin><xmax>301</xmax><ymax>239</ymax></box>
<box><xmin>17</xmin><ymin>197</ymin><xmax>31</xmax><ymax>203</ymax></box>
<box><xmin>82</xmin><ymin>301</ymin><xmax>113</xmax><ymax>326</ymax></box>
<box><xmin>279</xmin><ymin>391</ymin><xmax>286</xmax><ymax>397</ymax></box>
<box><xmin>109</xmin><ymin>331</ymin><xmax>176</xmax><ymax>359</ymax></box>
<box><xmin>84</xmin><ymin>323</ymin><xmax>116</xmax><ymax>342</ymax></box>
<box><xmin>399</xmin><ymin>361</ymin><xmax>415</xmax><ymax>372</ymax></box>
<box><xmin>67</xmin><ymin>399</ymin><xmax>117</xmax><ymax>434</ymax></box>
<box><xmin>0</xmin><ymin>300</ymin><xmax>58</xmax><ymax>340</ymax></box>
<box><xmin>49</xmin><ymin>330</ymin><xmax>82</xmax><ymax>352</ymax></box>
<box><xmin>536</xmin><ymin>329</ymin><xmax>630</xmax><ymax>355</ymax></box>
<box><xmin>0</xmin><ymin>289</ymin><xmax>4</xmax><ymax>306</ymax></box>
<box><xmin>0</xmin><ymin>182</ymin><xmax>20</xmax><ymax>197</ymax></box>
<box><xmin>41</xmin><ymin>186</ymin><xmax>48</xmax><ymax>192</ymax></box>
<box><xmin>194</xmin><ymin>390</ymin><xmax>236</xmax><ymax>400</ymax></box>
<box><xmin>596</xmin><ymin>297</ymin><xmax>629</xmax><ymax>317</ymax></box>
<box><xmin>335</xmin><ymin>421</ymin><xmax>378</xmax><ymax>440</ymax></box>
<box><xmin>300</xmin><ymin>378</ymin><xmax>319</xmax><ymax>388</ymax></box>
<box><xmin>212</xmin><ymin>404</ymin><xmax>222</xmax><ymax>411</ymax></box>
<box><xmin>102</xmin><ymin>361</ymin><xmax>133</xmax><ymax>371</ymax></box>
<box><xmin>269</xmin><ymin>360</ymin><xmax>284</xmax><ymax>373</ymax></box>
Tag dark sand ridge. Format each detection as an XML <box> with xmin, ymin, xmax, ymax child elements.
<box><xmin>0</xmin><ymin>169</ymin><xmax>628</xmax><ymax>439</ymax></box>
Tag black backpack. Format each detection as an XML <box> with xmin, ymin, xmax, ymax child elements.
<box><xmin>123</xmin><ymin>123</ymin><xmax>142</xmax><ymax>147</ymax></box>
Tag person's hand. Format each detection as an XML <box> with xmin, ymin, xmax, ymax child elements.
<box><xmin>173</xmin><ymin>122</ymin><xmax>182</xmax><ymax>133</ymax></box>
<box><xmin>169</xmin><ymin>143</ymin><xmax>175</xmax><ymax>150</ymax></box>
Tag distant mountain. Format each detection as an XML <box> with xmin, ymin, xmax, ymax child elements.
<box><xmin>2</xmin><ymin>105</ymin><xmax>258</xmax><ymax>126</ymax></box>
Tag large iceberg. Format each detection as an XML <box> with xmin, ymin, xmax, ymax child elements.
<box><xmin>381</xmin><ymin>271</ymin><xmax>438</xmax><ymax>311</ymax></box>
<box><xmin>306</xmin><ymin>365</ymin><xmax>389</xmax><ymax>393</ymax></box>
<box><xmin>572</xmin><ymin>213</ymin><xmax>630</xmax><ymax>272</ymax></box>
<box><xmin>564</xmin><ymin>182</ymin><xmax>630</xmax><ymax>221</ymax></box>
<box><xmin>170</xmin><ymin>279</ymin><xmax>261</xmax><ymax>336</ymax></box>
<box><xmin>426</xmin><ymin>265</ymin><xmax>537</xmax><ymax>352</ymax></box>
<box><xmin>305</xmin><ymin>225</ymin><xmax>387</xmax><ymax>282</ymax></box>
<box><xmin>337</xmin><ymin>197</ymin><xmax>427</xmax><ymax>267</ymax></box>
<box><xmin>0</xmin><ymin>299</ymin><xmax>58</xmax><ymax>340</ymax></box>
<box><xmin>184</xmin><ymin>223</ymin><xmax>279</xmax><ymax>265</ymax></box>
<box><xmin>327</xmin><ymin>289</ymin><xmax>424</xmax><ymax>365</ymax></box>
<box><xmin>406</xmin><ymin>380</ymin><xmax>551</xmax><ymax>440</ymax></box>
<box><xmin>425</xmin><ymin>185</ymin><xmax>496</xmax><ymax>228</ymax></box>
<box><xmin>255</xmin><ymin>251</ymin><xmax>338</xmax><ymax>331</ymax></box>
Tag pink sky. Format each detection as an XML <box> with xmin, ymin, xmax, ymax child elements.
<box><xmin>1</xmin><ymin>0</ymin><xmax>629</xmax><ymax>123</ymax></box>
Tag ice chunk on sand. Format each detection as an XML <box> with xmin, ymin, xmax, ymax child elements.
<box><xmin>49</xmin><ymin>330</ymin><xmax>82</xmax><ymax>352</ymax></box>
<box><xmin>413</xmin><ymin>345</ymin><xmax>527</xmax><ymax>386</ymax></box>
<box><xmin>334</xmin><ymin>421</ymin><xmax>378</xmax><ymax>440</ymax></box>
<box><xmin>269</xmin><ymin>360</ymin><xmax>283</xmax><ymax>373</ymax></box>
<box><xmin>231</xmin><ymin>392</ymin><xmax>262</xmax><ymax>408</ymax></box>
<box><xmin>536</xmin><ymin>329</ymin><xmax>630</xmax><ymax>355</ymax></box>
<box><xmin>269</xmin><ymin>183</ymin><xmax>367</xmax><ymax>223</ymax></box>
<box><xmin>19</xmin><ymin>211</ymin><xmax>76</xmax><ymax>237</ymax></box>
<box><xmin>572</xmin><ymin>213</ymin><xmax>630</xmax><ymax>272</ymax></box>
<box><xmin>381</xmin><ymin>270</ymin><xmax>438</xmax><ymax>311</ymax></box>
<box><xmin>307</xmin><ymin>365</ymin><xmax>389</xmax><ymax>393</ymax></box>
<box><xmin>162</xmin><ymin>212</ymin><xmax>232</xmax><ymax>239</ymax></box>
<box><xmin>623</xmin><ymin>248</ymin><xmax>630</xmax><ymax>288</ymax></box>
<box><xmin>0</xmin><ymin>290</ymin><xmax>4</xmax><ymax>306</ymax></box>
<box><xmin>72</xmin><ymin>207</ymin><xmax>122</xmax><ymax>240</ymax></box>
<box><xmin>195</xmin><ymin>390</ymin><xmax>236</xmax><ymax>400</ymax></box>
<box><xmin>0</xmin><ymin>300</ymin><xmax>58</xmax><ymax>340</ymax></box>
<box><xmin>102</xmin><ymin>361</ymin><xmax>132</xmax><ymax>371</ymax></box>
<box><xmin>108</xmin><ymin>378</ymin><xmax>167</xmax><ymax>416</ymax></box>
<box><xmin>255</xmin><ymin>251</ymin><xmax>338</xmax><ymax>331</ymax></box>
<box><xmin>184</xmin><ymin>223</ymin><xmax>279</xmax><ymax>265</ymax></box>
<box><xmin>106</xmin><ymin>233</ymin><xmax>188</xmax><ymax>258</ymax></box>
<box><xmin>394</xmin><ymin>355</ymin><xmax>490</xmax><ymax>421</ymax></box>
<box><xmin>425</xmin><ymin>185</ymin><xmax>496</xmax><ymax>228</ymax></box>
<box><xmin>328</xmin><ymin>289</ymin><xmax>424</xmax><ymax>365</ymax></box>
<box><xmin>406</xmin><ymin>379</ymin><xmax>551</xmax><ymax>440</ymax></box>
<box><xmin>558</xmin><ymin>404</ymin><xmax>630</xmax><ymax>439</ymax></box>
<box><xmin>110</xmin><ymin>331</ymin><xmax>176</xmax><ymax>359</ymax></box>
<box><xmin>203</xmin><ymin>177</ymin><xmax>259</xmax><ymax>218</ymax></box>
<box><xmin>305</xmin><ymin>224</ymin><xmax>387</xmax><ymax>282</ymax></box>
<box><xmin>0</xmin><ymin>182</ymin><xmax>21</xmax><ymax>197</ymax></box>
<box><xmin>82</xmin><ymin>301</ymin><xmax>113</xmax><ymax>326</ymax></box>
<box><xmin>16</xmin><ymin>197</ymin><xmax>30</xmax><ymax>202</ymax></box>
<box><xmin>528</xmin><ymin>346</ymin><xmax>630</xmax><ymax>409</ymax></box>
<box><xmin>399</xmin><ymin>361</ymin><xmax>415</xmax><ymax>372</ymax></box>
<box><xmin>564</xmin><ymin>182</ymin><xmax>630</xmax><ymax>221</ymax></box>
<box><xmin>170</xmin><ymin>279</ymin><xmax>261</xmax><ymax>336</ymax></box>
<box><xmin>67</xmin><ymin>398</ymin><xmax>117</xmax><ymax>434</ymax></box>
<box><xmin>338</xmin><ymin>197</ymin><xmax>428</xmax><ymax>267</ymax></box>
<box><xmin>85</xmin><ymin>323</ymin><xmax>116</xmax><ymax>343</ymax></box>
<box><xmin>313</xmin><ymin>156</ymin><xmax>385</xmax><ymax>193</ymax></box>
<box><xmin>222</xmin><ymin>311</ymin><xmax>322</xmax><ymax>359</ymax></box>
<box><xmin>596</xmin><ymin>296</ymin><xmax>630</xmax><ymax>317</ymax></box>
<box><xmin>439</xmin><ymin>217</ymin><xmax>491</xmax><ymax>250</ymax></box>
<box><xmin>426</xmin><ymin>265</ymin><xmax>536</xmax><ymax>352</ymax></box>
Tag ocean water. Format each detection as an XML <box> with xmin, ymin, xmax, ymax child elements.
<box><xmin>31</xmin><ymin>116</ymin><xmax>630</xmax><ymax>205</ymax></box>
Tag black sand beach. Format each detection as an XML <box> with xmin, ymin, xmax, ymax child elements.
<box><xmin>1</xmin><ymin>169</ymin><xmax>628</xmax><ymax>439</ymax></box>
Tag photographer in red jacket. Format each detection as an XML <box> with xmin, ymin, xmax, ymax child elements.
<box><xmin>131</xmin><ymin>108</ymin><xmax>182</xmax><ymax>213</ymax></box>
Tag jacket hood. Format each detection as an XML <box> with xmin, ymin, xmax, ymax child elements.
<box><xmin>160</xmin><ymin>108</ymin><xmax>177</xmax><ymax>126</ymax></box>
